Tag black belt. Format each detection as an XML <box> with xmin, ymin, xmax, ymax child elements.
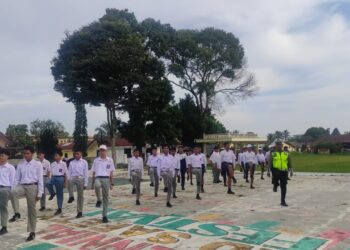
<box><xmin>0</xmin><ymin>185</ymin><xmax>10</xmax><ymax>188</ymax></box>
<box><xmin>96</xmin><ymin>176</ymin><xmax>109</xmax><ymax>178</ymax></box>
<box><xmin>43</xmin><ymin>175</ymin><xmax>48</xmax><ymax>177</ymax></box>
<box><xmin>22</xmin><ymin>183</ymin><xmax>38</xmax><ymax>185</ymax></box>
<box><xmin>52</xmin><ymin>175</ymin><xmax>64</xmax><ymax>177</ymax></box>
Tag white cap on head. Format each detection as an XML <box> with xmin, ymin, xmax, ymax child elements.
<box><xmin>258</xmin><ymin>147</ymin><xmax>262</xmax><ymax>150</ymax></box>
<box><xmin>99</xmin><ymin>145</ymin><xmax>108</xmax><ymax>151</ymax></box>
<box><xmin>247</xmin><ymin>144</ymin><xmax>252</xmax><ymax>148</ymax></box>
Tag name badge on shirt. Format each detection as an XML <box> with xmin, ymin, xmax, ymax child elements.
<box><xmin>43</xmin><ymin>167</ymin><xmax>46</xmax><ymax>170</ymax></box>
<box><xmin>59</xmin><ymin>169</ymin><xmax>63</xmax><ymax>173</ymax></box>
<box><xmin>107</xmin><ymin>164</ymin><xmax>111</xmax><ymax>169</ymax></box>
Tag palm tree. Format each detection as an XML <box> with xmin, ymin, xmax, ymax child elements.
<box><xmin>283</xmin><ymin>130</ymin><xmax>290</xmax><ymax>142</ymax></box>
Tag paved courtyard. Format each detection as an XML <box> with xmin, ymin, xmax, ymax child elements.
<box><xmin>3</xmin><ymin>171</ymin><xmax>350</xmax><ymax>250</ymax></box>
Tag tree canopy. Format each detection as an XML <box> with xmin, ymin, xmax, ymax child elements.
<box><xmin>30</xmin><ymin>119</ymin><xmax>69</xmax><ymax>138</ymax></box>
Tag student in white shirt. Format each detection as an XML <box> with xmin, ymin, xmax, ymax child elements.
<box><xmin>47</xmin><ymin>150</ymin><xmax>68</xmax><ymax>216</ymax></box>
<box><xmin>244</xmin><ymin>145</ymin><xmax>257</xmax><ymax>189</ymax></box>
<box><xmin>68</xmin><ymin>150</ymin><xmax>89</xmax><ymax>218</ymax></box>
<box><xmin>12</xmin><ymin>146</ymin><xmax>43</xmax><ymax>241</ymax></box>
<box><xmin>0</xmin><ymin>148</ymin><xmax>15</xmax><ymax>235</ymax></box>
<box><xmin>128</xmin><ymin>148</ymin><xmax>144</xmax><ymax>205</ymax></box>
<box><xmin>186</xmin><ymin>148</ymin><xmax>193</xmax><ymax>185</ymax></box>
<box><xmin>170</xmin><ymin>147</ymin><xmax>180</xmax><ymax>198</ymax></box>
<box><xmin>146</xmin><ymin>147</ymin><xmax>159</xmax><ymax>197</ymax></box>
<box><xmin>91</xmin><ymin>145</ymin><xmax>115</xmax><ymax>223</ymax></box>
<box><xmin>188</xmin><ymin>146</ymin><xmax>206</xmax><ymax>200</ymax></box>
<box><xmin>257</xmin><ymin>148</ymin><xmax>267</xmax><ymax>180</ymax></box>
<box><xmin>209</xmin><ymin>146</ymin><xmax>221</xmax><ymax>183</ymax></box>
<box><xmin>220</xmin><ymin>142</ymin><xmax>236</xmax><ymax>194</ymax></box>
<box><xmin>37</xmin><ymin>150</ymin><xmax>50</xmax><ymax>212</ymax></box>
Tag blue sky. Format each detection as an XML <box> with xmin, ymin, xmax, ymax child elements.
<box><xmin>0</xmin><ymin>0</ymin><xmax>349</xmax><ymax>137</ymax></box>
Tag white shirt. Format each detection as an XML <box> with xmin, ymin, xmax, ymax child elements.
<box><xmin>189</xmin><ymin>153</ymin><xmax>206</xmax><ymax>168</ymax></box>
<box><xmin>50</xmin><ymin>160</ymin><xmax>68</xmax><ymax>176</ymax></box>
<box><xmin>157</xmin><ymin>154</ymin><xmax>175</xmax><ymax>177</ymax></box>
<box><xmin>128</xmin><ymin>156</ymin><xmax>144</xmax><ymax>178</ymax></box>
<box><xmin>92</xmin><ymin>157</ymin><xmax>115</xmax><ymax>177</ymax></box>
<box><xmin>220</xmin><ymin>149</ymin><xmax>236</xmax><ymax>166</ymax></box>
<box><xmin>209</xmin><ymin>151</ymin><xmax>221</xmax><ymax>169</ymax></box>
<box><xmin>176</xmin><ymin>153</ymin><xmax>187</xmax><ymax>161</ymax></box>
<box><xmin>244</xmin><ymin>151</ymin><xmax>257</xmax><ymax>164</ymax></box>
<box><xmin>173</xmin><ymin>154</ymin><xmax>180</xmax><ymax>170</ymax></box>
<box><xmin>68</xmin><ymin>158</ymin><xmax>89</xmax><ymax>186</ymax></box>
<box><xmin>238</xmin><ymin>152</ymin><xmax>244</xmax><ymax>163</ymax></box>
<box><xmin>146</xmin><ymin>154</ymin><xmax>159</xmax><ymax>168</ymax></box>
<box><xmin>186</xmin><ymin>154</ymin><xmax>192</xmax><ymax>168</ymax></box>
<box><xmin>39</xmin><ymin>159</ymin><xmax>50</xmax><ymax>176</ymax></box>
<box><xmin>15</xmin><ymin>159</ymin><xmax>44</xmax><ymax>198</ymax></box>
<box><xmin>265</xmin><ymin>151</ymin><xmax>271</xmax><ymax>162</ymax></box>
<box><xmin>257</xmin><ymin>153</ymin><xmax>266</xmax><ymax>163</ymax></box>
<box><xmin>0</xmin><ymin>162</ymin><xmax>16</xmax><ymax>188</ymax></box>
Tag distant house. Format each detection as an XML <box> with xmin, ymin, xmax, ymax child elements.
<box><xmin>58</xmin><ymin>137</ymin><xmax>133</xmax><ymax>164</ymax></box>
<box><xmin>0</xmin><ymin>132</ymin><xmax>12</xmax><ymax>148</ymax></box>
<box><xmin>315</xmin><ymin>135</ymin><xmax>350</xmax><ymax>152</ymax></box>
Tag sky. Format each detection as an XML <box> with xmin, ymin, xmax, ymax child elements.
<box><xmin>0</xmin><ymin>0</ymin><xmax>349</xmax><ymax>138</ymax></box>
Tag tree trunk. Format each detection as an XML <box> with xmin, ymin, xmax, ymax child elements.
<box><xmin>106</xmin><ymin>106</ymin><xmax>117</xmax><ymax>167</ymax></box>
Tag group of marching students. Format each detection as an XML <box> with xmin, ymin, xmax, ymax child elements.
<box><xmin>0</xmin><ymin>141</ymin><xmax>292</xmax><ymax>242</ymax></box>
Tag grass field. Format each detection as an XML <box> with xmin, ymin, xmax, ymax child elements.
<box><xmin>291</xmin><ymin>153</ymin><xmax>350</xmax><ymax>173</ymax></box>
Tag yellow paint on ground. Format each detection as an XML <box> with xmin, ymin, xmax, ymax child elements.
<box><xmin>192</xmin><ymin>213</ymin><xmax>223</xmax><ymax>221</ymax></box>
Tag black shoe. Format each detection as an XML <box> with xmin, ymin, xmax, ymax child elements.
<box><xmin>136</xmin><ymin>200</ymin><xmax>141</xmax><ymax>205</ymax></box>
<box><xmin>26</xmin><ymin>232</ymin><xmax>35</xmax><ymax>242</ymax></box>
<box><xmin>227</xmin><ymin>189</ymin><xmax>235</xmax><ymax>194</ymax></box>
<box><xmin>166</xmin><ymin>202</ymin><xmax>172</xmax><ymax>207</ymax></box>
<box><xmin>164</xmin><ymin>187</ymin><xmax>168</xmax><ymax>193</ymax></box>
<box><xmin>132</xmin><ymin>188</ymin><xmax>136</xmax><ymax>194</ymax></box>
<box><xmin>9</xmin><ymin>213</ymin><xmax>20</xmax><ymax>222</ymax></box>
<box><xmin>196</xmin><ymin>194</ymin><xmax>201</xmax><ymax>200</ymax></box>
<box><xmin>261</xmin><ymin>177</ymin><xmax>264</xmax><ymax>180</ymax></box>
<box><xmin>273</xmin><ymin>186</ymin><xmax>278</xmax><ymax>192</ymax></box>
<box><xmin>0</xmin><ymin>227</ymin><xmax>8</xmax><ymax>235</ymax></box>
<box><xmin>245</xmin><ymin>179</ymin><xmax>249</xmax><ymax>183</ymax></box>
<box><xmin>96</xmin><ymin>201</ymin><xmax>102</xmax><ymax>208</ymax></box>
<box><xmin>287</xmin><ymin>177</ymin><xmax>291</xmax><ymax>180</ymax></box>
<box><xmin>224</xmin><ymin>183</ymin><xmax>227</xmax><ymax>187</ymax></box>
<box><xmin>190</xmin><ymin>182</ymin><xmax>193</xmax><ymax>185</ymax></box>
<box><xmin>54</xmin><ymin>209</ymin><xmax>62</xmax><ymax>215</ymax></box>
<box><xmin>250</xmin><ymin>186</ymin><xmax>255</xmax><ymax>189</ymax></box>
<box><xmin>182</xmin><ymin>186</ymin><xmax>185</xmax><ymax>190</ymax></box>
<box><xmin>173</xmin><ymin>195</ymin><xmax>177</xmax><ymax>199</ymax></box>
<box><xmin>218</xmin><ymin>180</ymin><xmax>222</xmax><ymax>183</ymax></box>
<box><xmin>201</xmin><ymin>188</ymin><xmax>205</xmax><ymax>193</ymax></box>
<box><xmin>102</xmin><ymin>216</ymin><xmax>109</xmax><ymax>223</ymax></box>
<box><xmin>232</xmin><ymin>177</ymin><xmax>237</xmax><ymax>184</ymax></box>
<box><xmin>150</xmin><ymin>183</ymin><xmax>154</xmax><ymax>187</ymax></box>
<box><xmin>281</xmin><ymin>202</ymin><xmax>288</xmax><ymax>207</ymax></box>
<box><xmin>76</xmin><ymin>212</ymin><xmax>83</xmax><ymax>218</ymax></box>
<box><xmin>48</xmin><ymin>193</ymin><xmax>56</xmax><ymax>200</ymax></box>
<box><xmin>155</xmin><ymin>193</ymin><xmax>158</xmax><ymax>197</ymax></box>
<box><xmin>68</xmin><ymin>197</ymin><xmax>75</xmax><ymax>203</ymax></box>
<box><xmin>39</xmin><ymin>207</ymin><xmax>46</xmax><ymax>211</ymax></box>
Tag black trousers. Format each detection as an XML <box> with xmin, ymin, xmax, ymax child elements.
<box><xmin>272</xmin><ymin>169</ymin><xmax>288</xmax><ymax>203</ymax></box>
<box><xmin>180</xmin><ymin>165</ymin><xmax>187</xmax><ymax>188</ymax></box>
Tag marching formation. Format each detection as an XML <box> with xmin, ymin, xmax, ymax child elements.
<box><xmin>0</xmin><ymin>141</ymin><xmax>293</xmax><ymax>242</ymax></box>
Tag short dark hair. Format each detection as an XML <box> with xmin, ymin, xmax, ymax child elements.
<box><xmin>55</xmin><ymin>149</ymin><xmax>63</xmax><ymax>157</ymax></box>
<box><xmin>214</xmin><ymin>145</ymin><xmax>219</xmax><ymax>150</ymax></box>
<box><xmin>0</xmin><ymin>147</ymin><xmax>10</xmax><ymax>156</ymax></box>
<box><xmin>162</xmin><ymin>144</ymin><xmax>169</xmax><ymax>149</ymax></box>
<box><xmin>224</xmin><ymin>142</ymin><xmax>230</xmax><ymax>146</ymax></box>
<box><xmin>151</xmin><ymin>146</ymin><xmax>157</xmax><ymax>151</ymax></box>
<box><xmin>23</xmin><ymin>146</ymin><xmax>35</xmax><ymax>154</ymax></box>
<box><xmin>73</xmin><ymin>149</ymin><xmax>82</xmax><ymax>153</ymax></box>
<box><xmin>170</xmin><ymin>146</ymin><xmax>177</xmax><ymax>151</ymax></box>
<box><xmin>133</xmin><ymin>148</ymin><xmax>140</xmax><ymax>152</ymax></box>
<box><xmin>37</xmin><ymin>149</ymin><xmax>45</xmax><ymax>155</ymax></box>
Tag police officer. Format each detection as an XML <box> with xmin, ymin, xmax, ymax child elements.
<box><xmin>37</xmin><ymin>150</ymin><xmax>50</xmax><ymax>211</ymax></box>
<box><xmin>68</xmin><ymin>150</ymin><xmax>89</xmax><ymax>218</ymax></box>
<box><xmin>146</xmin><ymin>147</ymin><xmax>159</xmax><ymax>197</ymax></box>
<box><xmin>91</xmin><ymin>145</ymin><xmax>115</xmax><ymax>223</ymax></box>
<box><xmin>0</xmin><ymin>148</ymin><xmax>15</xmax><ymax>235</ymax></box>
<box><xmin>13</xmin><ymin>146</ymin><xmax>44</xmax><ymax>241</ymax></box>
<box><xmin>128</xmin><ymin>148</ymin><xmax>144</xmax><ymax>205</ymax></box>
<box><xmin>157</xmin><ymin>145</ymin><xmax>175</xmax><ymax>207</ymax></box>
<box><xmin>47</xmin><ymin>150</ymin><xmax>68</xmax><ymax>216</ymax></box>
<box><xmin>269</xmin><ymin>141</ymin><xmax>293</xmax><ymax>206</ymax></box>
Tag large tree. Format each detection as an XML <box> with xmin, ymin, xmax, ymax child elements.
<box><xmin>73</xmin><ymin>103</ymin><xmax>88</xmax><ymax>155</ymax></box>
<box><xmin>30</xmin><ymin>119</ymin><xmax>69</xmax><ymax>138</ymax></box>
<box><xmin>304</xmin><ymin>127</ymin><xmax>330</xmax><ymax>142</ymax></box>
<box><xmin>37</xmin><ymin>129</ymin><xmax>58</xmax><ymax>161</ymax></box>
<box><xmin>5</xmin><ymin>124</ymin><xmax>33</xmax><ymax>151</ymax></box>
<box><xmin>51</xmin><ymin>9</ymin><xmax>172</xmax><ymax>163</ymax></box>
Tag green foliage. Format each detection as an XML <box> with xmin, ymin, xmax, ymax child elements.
<box><xmin>5</xmin><ymin>124</ymin><xmax>33</xmax><ymax>152</ymax></box>
<box><xmin>304</xmin><ymin>127</ymin><xmax>330</xmax><ymax>142</ymax></box>
<box><xmin>267</xmin><ymin>130</ymin><xmax>287</xmax><ymax>143</ymax></box>
<box><xmin>94</xmin><ymin>122</ymin><xmax>112</xmax><ymax>145</ymax></box>
<box><xmin>73</xmin><ymin>104</ymin><xmax>88</xmax><ymax>155</ymax></box>
<box><xmin>37</xmin><ymin>129</ymin><xmax>58</xmax><ymax>161</ymax></box>
<box><xmin>30</xmin><ymin>119</ymin><xmax>69</xmax><ymax>138</ymax></box>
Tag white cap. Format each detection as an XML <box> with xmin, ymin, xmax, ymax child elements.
<box><xmin>247</xmin><ymin>144</ymin><xmax>252</xmax><ymax>148</ymax></box>
<box><xmin>258</xmin><ymin>147</ymin><xmax>263</xmax><ymax>150</ymax></box>
<box><xmin>99</xmin><ymin>145</ymin><xmax>108</xmax><ymax>151</ymax></box>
